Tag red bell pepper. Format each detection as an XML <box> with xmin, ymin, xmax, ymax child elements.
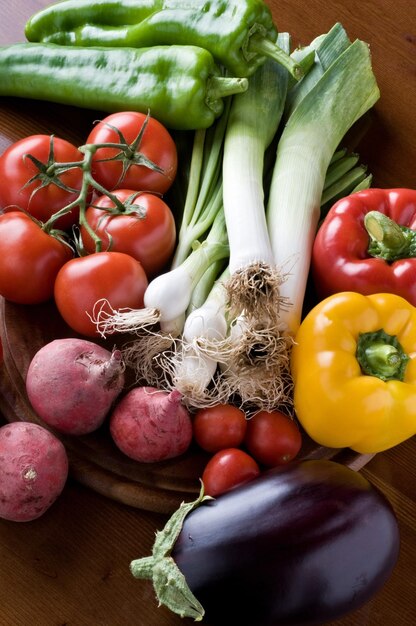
<box><xmin>311</xmin><ymin>188</ymin><xmax>416</xmax><ymax>305</ymax></box>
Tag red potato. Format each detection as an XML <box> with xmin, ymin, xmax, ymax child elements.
<box><xmin>26</xmin><ymin>338</ymin><xmax>125</xmax><ymax>436</ymax></box>
<box><xmin>0</xmin><ymin>422</ymin><xmax>68</xmax><ymax>522</ymax></box>
<box><xmin>110</xmin><ymin>386</ymin><xmax>193</xmax><ymax>463</ymax></box>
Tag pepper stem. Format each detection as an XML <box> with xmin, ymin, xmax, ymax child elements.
<box><xmin>356</xmin><ymin>328</ymin><xmax>409</xmax><ymax>381</ymax></box>
<box><xmin>364</xmin><ymin>210</ymin><xmax>416</xmax><ymax>261</ymax></box>
<box><xmin>206</xmin><ymin>75</ymin><xmax>248</xmax><ymax>100</ymax></box>
<box><xmin>248</xmin><ymin>33</ymin><xmax>304</xmax><ymax>80</ymax></box>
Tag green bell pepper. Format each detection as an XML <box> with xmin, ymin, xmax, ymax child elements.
<box><xmin>0</xmin><ymin>42</ymin><xmax>248</xmax><ymax>130</ymax></box>
<box><xmin>24</xmin><ymin>0</ymin><xmax>302</xmax><ymax>79</ymax></box>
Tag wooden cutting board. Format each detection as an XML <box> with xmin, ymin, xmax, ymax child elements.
<box><xmin>0</xmin><ymin>296</ymin><xmax>374</xmax><ymax>514</ymax></box>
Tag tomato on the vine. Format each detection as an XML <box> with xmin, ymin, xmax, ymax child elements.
<box><xmin>86</xmin><ymin>111</ymin><xmax>178</xmax><ymax>194</ymax></box>
<box><xmin>244</xmin><ymin>410</ymin><xmax>302</xmax><ymax>467</ymax></box>
<box><xmin>54</xmin><ymin>251</ymin><xmax>148</xmax><ymax>337</ymax></box>
<box><xmin>80</xmin><ymin>189</ymin><xmax>176</xmax><ymax>277</ymax></box>
<box><xmin>193</xmin><ymin>404</ymin><xmax>247</xmax><ymax>453</ymax></box>
<box><xmin>0</xmin><ymin>212</ymin><xmax>73</xmax><ymax>304</ymax></box>
<box><xmin>0</xmin><ymin>135</ymin><xmax>84</xmax><ymax>230</ymax></box>
<box><xmin>202</xmin><ymin>448</ymin><xmax>260</xmax><ymax>497</ymax></box>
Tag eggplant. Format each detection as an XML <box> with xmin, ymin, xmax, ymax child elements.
<box><xmin>130</xmin><ymin>459</ymin><xmax>400</xmax><ymax>626</ymax></box>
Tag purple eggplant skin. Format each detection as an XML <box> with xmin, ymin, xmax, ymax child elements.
<box><xmin>172</xmin><ymin>459</ymin><xmax>400</xmax><ymax>626</ymax></box>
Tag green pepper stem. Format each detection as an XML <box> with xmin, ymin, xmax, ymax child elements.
<box><xmin>248</xmin><ymin>33</ymin><xmax>304</xmax><ymax>80</ymax></box>
<box><xmin>364</xmin><ymin>210</ymin><xmax>416</xmax><ymax>261</ymax></box>
<box><xmin>206</xmin><ymin>75</ymin><xmax>248</xmax><ymax>101</ymax></box>
<box><xmin>356</xmin><ymin>328</ymin><xmax>409</xmax><ymax>381</ymax></box>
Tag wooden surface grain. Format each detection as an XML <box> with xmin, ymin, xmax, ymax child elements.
<box><xmin>1</xmin><ymin>1</ymin><xmax>416</xmax><ymax>625</ymax></box>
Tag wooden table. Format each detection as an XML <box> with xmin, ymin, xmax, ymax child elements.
<box><xmin>1</xmin><ymin>1</ymin><xmax>416</xmax><ymax>625</ymax></box>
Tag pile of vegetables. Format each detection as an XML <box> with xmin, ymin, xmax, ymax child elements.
<box><xmin>0</xmin><ymin>0</ymin><xmax>413</xmax><ymax>623</ymax></box>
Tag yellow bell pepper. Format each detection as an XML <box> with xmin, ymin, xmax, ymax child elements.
<box><xmin>291</xmin><ymin>291</ymin><xmax>416</xmax><ymax>454</ymax></box>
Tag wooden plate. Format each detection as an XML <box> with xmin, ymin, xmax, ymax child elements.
<box><xmin>0</xmin><ymin>295</ymin><xmax>374</xmax><ymax>514</ymax></box>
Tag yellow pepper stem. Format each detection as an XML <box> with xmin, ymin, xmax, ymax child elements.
<box><xmin>356</xmin><ymin>328</ymin><xmax>409</xmax><ymax>381</ymax></box>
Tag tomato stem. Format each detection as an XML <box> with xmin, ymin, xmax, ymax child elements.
<box><xmin>29</xmin><ymin>128</ymin><xmax>169</xmax><ymax>253</ymax></box>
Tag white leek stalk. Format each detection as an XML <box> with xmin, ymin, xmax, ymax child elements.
<box><xmin>222</xmin><ymin>34</ymin><xmax>291</xmax><ymax>322</ymax></box>
<box><xmin>267</xmin><ymin>38</ymin><xmax>380</xmax><ymax>335</ymax></box>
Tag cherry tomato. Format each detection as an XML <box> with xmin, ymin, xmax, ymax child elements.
<box><xmin>86</xmin><ymin>112</ymin><xmax>178</xmax><ymax>194</ymax></box>
<box><xmin>0</xmin><ymin>135</ymin><xmax>84</xmax><ymax>230</ymax></box>
<box><xmin>193</xmin><ymin>404</ymin><xmax>247</xmax><ymax>453</ymax></box>
<box><xmin>244</xmin><ymin>410</ymin><xmax>302</xmax><ymax>468</ymax></box>
<box><xmin>54</xmin><ymin>251</ymin><xmax>148</xmax><ymax>337</ymax></box>
<box><xmin>0</xmin><ymin>212</ymin><xmax>73</xmax><ymax>304</ymax></box>
<box><xmin>202</xmin><ymin>448</ymin><xmax>260</xmax><ymax>497</ymax></box>
<box><xmin>80</xmin><ymin>189</ymin><xmax>176</xmax><ymax>277</ymax></box>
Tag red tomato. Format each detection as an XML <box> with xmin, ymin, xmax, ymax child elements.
<box><xmin>202</xmin><ymin>448</ymin><xmax>260</xmax><ymax>497</ymax></box>
<box><xmin>86</xmin><ymin>111</ymin><xmax>178</xmax><ymax>194</ymax></box>
<box><xmin>54</xmin><ymin>251</ymin><xmax>148</xmax><ymax>337</ymax></box>
<box><xmin>80</xmin><ymin>189</ymin><xmax>176</xmax><ymax>277</ymax></box>
<box><xmin>0</xmin><ymin>135</ymin><xmax>84</xmax><ymax>230</ymax></box>
<box><xmin>193</xmin><ymin>404</ymin><xmax>247</xmax><ymax>453</ymax></box>
<box><xmin>0</xmin><ymin>212</ymin><xmax>73</xmax><ymax>304</ymax></box>
<box><xmin>244</xmin><ymin>410</ymin><xmax>302</xmax><ymax>468</ymax></box>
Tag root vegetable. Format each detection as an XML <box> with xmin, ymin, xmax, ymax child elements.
<box><xmin>26</xmin><ymin>338</ymin><xmax>125</xmax><ymax>436</ymax></box>
<box><xmin>110</xmin><ymin>386</ymin><xmax>193</xmax><ymax>463</ymax></box>
<box><xmin>0</xmin><ymin>422</ymin><xmax>68</xmax><ymax>522</ymax></box>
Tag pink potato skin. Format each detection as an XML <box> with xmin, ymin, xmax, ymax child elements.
<box><xmin>25</xmin><ymin>338</ymin><xmax>125</xmax><ymax>436</ymax></box>
<box><xmin>109</xmin><ymin>386</ymin><xmax>193</xmax><ymax>463</ymax></box>
<box><xmin>0</xmin><ymin>422</ymin><xmax>68</xmax><ymax>522</ymax></box>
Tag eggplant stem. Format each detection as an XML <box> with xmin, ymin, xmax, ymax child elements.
<box><xmin>130</xmin><ymin>483</ymin><xmax>212</xmax><ymax>621</ymax></box>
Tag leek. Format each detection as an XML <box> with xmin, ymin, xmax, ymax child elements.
<box><xmin>267</xmin><ymin>37</ymin><xmax>380</xmax><ymax>335</ymax></box>
<box><xmin>222</xmin><ymin>34</ymin><xmax>290</xmax><ymax>323</ymax></box>
<box><xmin>284</xmin><ymin>23</ymin><xmax>351</xmax><ymax>120</ymax></box>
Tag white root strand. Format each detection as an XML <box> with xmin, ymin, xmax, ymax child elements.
<box><xmin>91</xmin><ymin>299</ymin><xmax>161</xmax><ymax>338</ymax></box>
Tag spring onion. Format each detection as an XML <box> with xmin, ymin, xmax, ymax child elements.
<box><xmin>158</xmin><ymin>269</ymin><xmax>230</xmax><ymax>407</ymax></box>
<box><xmin>171</xmin><ymin>102</ymin><xmax>230</xmax><ymax>269</ymax></box>
<box><xmin>94</xmin><ymin>206</ymin><xmax>229</xmax><ymax>337</ymax></box>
